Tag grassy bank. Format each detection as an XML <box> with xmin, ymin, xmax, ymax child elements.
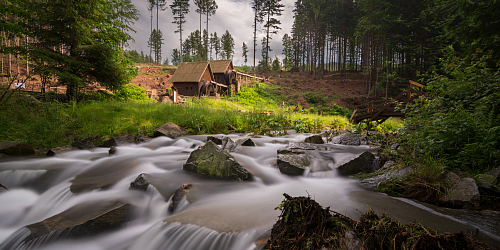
<box><xmin>0</xmin><ymin>91</ymin><xmax>354</xmax><ymax>148</ymax></box>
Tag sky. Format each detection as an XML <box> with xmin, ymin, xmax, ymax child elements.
<box><xmin>128</xmin><ymin>0</ymin><xmax>296</xmax><ymax>66</ymax></box>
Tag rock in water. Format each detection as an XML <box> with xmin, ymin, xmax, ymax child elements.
<box><xmin>169</xmin><ymin>183</ymin><xmax>193</xmax><ymax>213</ymax></box>
<box><xmin>183</xmin><ymin>141</ymin><xmax>253</xmax><ymax>181</ymax></box>
<box><xmin>207</xmin><ymin>136</ymin><xmax>223</xmax><ymax>145</ymax></box>
<box><xmin>103</xmin><ymin>134</ymin><xmax>137</xmax><ymax>147</ymax></box>
<box><xmin>337</xmin><ymin>151</ymin><xmax>376</xmax><ymax>176</ymax></box>
<box><xmin>237</xmin><ymin>138</ymin><xmax>256</xmax><ymax>146</ymax></box>
<box><xmin>71</xmin><ymin>138</ymin><xmax>96</xmax><ymax>150</ymax></box>
<box><xmin>0</xmin><ymin>201</ymin><xmax>132</xmax><ymax>249</ymax></box>
<box><xmin>46</xmin><ymin>145</ymin><xmax>78</xmax><ymax>156</ymax></box>
<box><xmin>331</xmin><ymin>133</ymin><xmax>361</xmax><ymax>146</ymax></box>
<box><xmin>0</xmin><ymin>141</ymin><xmax>35</xmax><ymax>156</ymax></box>
<box><xmin>109</xmin><ymin>146</ymin><xmax>117</xmax><ymax>155</ymax></box>
<box><xmin>221</xmin><ymin>137</ymin><xmax>239</xmax><ymax>152</ymax></box>
<box><xmin>153</xmin><ymin>122</ymin><xmax>187</xmax><ymax>138</ymax></box>
<box><xmin>304</xmin><ymin>135</ymin><xmax>324</xmax><ymax>144</ymax></box>
<box><xmin>129</xmin><ymin>173</ymin><xmax>151</xmax><ymax>191</ymax></box>
<box><xmin>440</xmin><ymin>172</ymin><xmax>480</xmax><ymax>209</ymax></box>
<box><xmin>277</xmin><ymin>149</ymin><xmax>311</xmax><ymax>176</ymax></box>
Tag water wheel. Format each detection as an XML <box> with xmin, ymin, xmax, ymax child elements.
<box><xmin>224</xmin><ymin>71</ymin><xmax>236</xmax><ymax>86</ymax></box>
<box><xmin>199</xmin><ymin>81</ymin><xmax>216</xmax><ymax>97</ymax></box>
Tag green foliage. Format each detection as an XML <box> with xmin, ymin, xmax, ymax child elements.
<box><xmin>228</xmin><ymin>87</ymin><xmax>265</xmax><ymax>106</ymax></box>
<box><xmin>403</xmin><ymin>51</ymin><xmax>500</xmax><ymax>174</ymax></box>
<box><xmin>292</xmin><ymin>118</ymin><xmax>322</xmax><ymax>133</ymax></box>
<box><xmin>113</xmin><ymin>84</ymin><xmax>150</xmax><ymax>101</ymax></box>
<box><xmin>375</xmin><ymin>117</ymin><xmax>404</xmax><ymax>133</ymax></box>
<box><xmin>271</xmin><ymin>56</ymin><xmax>281</xmax><ymax>71</ymax></box>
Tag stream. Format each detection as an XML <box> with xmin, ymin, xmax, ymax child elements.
<box><xmin>0</xmin><ymin>133</ymin><xmax>499</xmax><ymax>249</ymax></box>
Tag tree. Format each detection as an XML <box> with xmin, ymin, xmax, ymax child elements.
<box><xmin>170</xmin><ymin>0</ymin><xmax>190</xmax><ymax>63</ymax></box>
<box><xmin>282</xmin><ymin>33</ymin><xmax>293</xmax><ymax>70</ymax></box>
<box><xmin>271</xmin><ymin>56</ymin><xmax>281</xmax><ymax>71</ymax></box>
<box><xmin>147</xmin><ymin>0</ymin><xmax>155</xmax><ymax>64</ymax></box>
<box><xmin>262</xmin><ymin>0</ymin><xmax>284</xmax><ymax>72</ymax></box>
<box><xmin>171</xmin><ymin>48</ymin><xmax>181</xmax><ymax>65</ymax></box>
<box><xmin>252</xmin><ymin>0</ymin><xmax>265</xmax><ymax>74</ymax></box>
<box><xmin>220</xmin><ymin>30</ymin><xmax>235</xmax><ymax>60</ymax></box>
<box><xmin>1</xmin><ymin>0</ymin><xmax>139</xmax><ymax>99</ymax></box>
<box><xmin>163</xmin><ymin>57</ymin><xmax>169</xmax><ymax>65</ymax></box>
<box><xmin>148</xmin><ymin>29</ymin><xmax>164</xmax><ymax>64</ymax></box>
<box><xmin>211</xmin><ymin>32</ymin><xmax>221</xmax><ymax>60</ymax></box>
<box><xmin>154</xmin><ymin>0</ymin><xmax>168</xmax><ymax>64</ymax></box>
<box><xmin>242</xmin><ymin>42</ymin><xmax>248</xmax><ymax>65</ymax></box>
<box><xmin>194</xmin><ymin>0</ymin><xmax>217</xmax><ymax>61</ymax></box>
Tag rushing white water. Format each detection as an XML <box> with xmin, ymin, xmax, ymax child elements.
<box><xmin>0</xmin><ymin>134</ymin><xmax>499</xmax><ymax>249</ymax></box>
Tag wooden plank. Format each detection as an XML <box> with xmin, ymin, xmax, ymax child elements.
<box><xmin>409</xmin><ymin>80</ymin><xmax>424</xmax><ymax>88</ymax></box>
<box><xmin>210</xmin><ymin>81</ymin><xmax>228</xmax><ymax>88</ymax></box>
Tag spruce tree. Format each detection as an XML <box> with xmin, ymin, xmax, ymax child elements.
<box><xmin>170</xmin><ymin>0</ymin><xmax>190</xmax><ymax>63</ymax></box>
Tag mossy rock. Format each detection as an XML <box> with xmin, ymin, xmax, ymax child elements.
<box><xmin>183</xmin><ymin>141</ymin><xmax>253</xmax><ymax>181</ymax></box>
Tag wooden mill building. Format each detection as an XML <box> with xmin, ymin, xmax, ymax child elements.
<box><xmin>170</xmin><ymin>61</ymin><xmax>214</xmax><ymax>96</ymax></box>
<box><xmin>210</xmin><ymin>60</ymin><xmax>239</xmax><ymax>94</ymax></box>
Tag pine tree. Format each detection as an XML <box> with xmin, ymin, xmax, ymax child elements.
<box><xmin>242</xmin><ymin>42</ymin><xmax>248</xmax><ymax>65</ymax></box>
<box><xmin>212</xmin><ymin>32</ymin><xmax>220</xmax><ymax>60</ymax></box>
<box><xmin>148</xmin><ymin>29</ymin><xmax>164</xmax><ymax>64</ymax></box>
<box><xmin>170</xmin><ymin>0</ymin><xmax>190</xmax><ymax>63</ymax></box>
<box><xmin>252</xmin><ymin>0</ymin><xmax>265</xmax><ymax>74</ymax></box>
<box><xmin>221</xmin><ymin>30</ymin><xmax>235</xmax><ymax>60</ymax></box>
<box><xmin>171</xmin><ymin>48</ymin><xmax>181</xmax><ymax>65</ymax></box>
<box><xmin>262</xmin><ymin>0</ymin><xmax>284</xmax><ymax>72</ymax></box>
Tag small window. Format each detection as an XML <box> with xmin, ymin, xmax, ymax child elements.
<box><xmin>191</xmin><ymin>87</ymin><xmax>193</xmax><ymax>90</ymax></box>
<box><xmin>186</xmin><ymin>87</ymin><xmax>188</xmax><ymax>90</ymax></box>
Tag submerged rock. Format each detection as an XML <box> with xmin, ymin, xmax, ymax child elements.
<box><xmin>169</xmin><ymin>183</ymin><xmax>193</xmax><ymax>213</ymax></box>
<box><xmin>304</xmin><ymin>135</ymin><xmax>324</xmax><ymax>144</ymax></box>
<box><xmin>70</xmin><ymin>161</ymin><xmax>141</xmax><ymax>193</ymax></box>
<box><xmin>129</xmin><ymin>173</ymin><xmax>151</xmax><ymax>191</ymax></box>
<box><xmin>440</xmin><ymin>172</ymin><xmax>480</xmax><ymax>209</ymax></box>
<box><xmin>0</xmin><ymin>141</ymin><xmax>35</xmax><ymax>156</ymax></box>
<box><xmin>46</xmin><ymin>144</ymin><xmax>78</xmax><ymax>156</ymax></box>
<box><xmin>153</xmin><ymin>122</ymin><xmax>187</xmax><ymax>138</ymax></box>
<box><xmin>337</xmin><ymin>151</ymin><xmax>376</xmax><ymax>176</ymax></box>
<box><xmin>0</xmin><ymin>201</ymin><xmax>132</xmax><ymax>249</ymax></box>
<box><xmin>109</xmin><ymin>146</ymin><xmax>117</xmax><ymax>154</ymax></box>
<box><xmin>183</xmin><ymin>141</ymin><xmax>253</xmax><ymax>181</ymax></box>
<box><xmin>331</xmin><ymin>132</ymin><xmax>361</xmax><ymax>146</ymax></box>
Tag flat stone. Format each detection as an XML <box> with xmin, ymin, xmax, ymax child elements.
<box><xmin>0</xmin><ymin>201</ymin><xmax>132</xmax><ymax>249</ymax></box>
<box><xmin>0</xmin><ymin>141</ymin><xmax>35</xmax><ymax>156</ymax></box>
<box><xmin>183</xmin><ymin>141</ymin><xmax>253</xmax><ymax>181</ymax></box>
<box><xmin>153</xmin><ymin>122</ymin><xmax>187</xmax><ymax>138</ymax></box>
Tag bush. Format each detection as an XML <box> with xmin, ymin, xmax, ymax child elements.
<box><xmin>113</xmin><ymin>83</ymin><xmax>150</xmax><ymax>101</ymax></box>
<box><xmin>402</xmin><ymin>51</ymin><xmax>500</xmax><ymax>174</ymax></box>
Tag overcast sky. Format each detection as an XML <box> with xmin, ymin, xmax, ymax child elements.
<box><xmin>128</xmin><ymin>0</ymin><xmax>295</xmax><ymax>66</ymax></box>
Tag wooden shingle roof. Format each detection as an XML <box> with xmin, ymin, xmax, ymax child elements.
<box><xmin>170</xmin><ymin>62</ymin><xmax>212</xmax><ymax>83</ymax></box>
<box><xmin>209</xmin><ymin>60</ymin><xmax>232</xmax><ymax>74</ymax></box>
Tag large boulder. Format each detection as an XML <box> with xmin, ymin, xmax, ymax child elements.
<box><xmin>477</xmin><ymin>167</ymin><xmax>500</xmax><ymax>195</ymax></box>
<box><xmin>304</xmin><ymin>135</ymin><xmax>324</xmax><ymax>144</ymax></box>
<box><xmin>337</xmin><ymin>151</ymin><xmax>376</xmax><ymax>176</ymax></box>
<box><xmin>153</xmin><ymin>122</ymin><xmax>187</xmax><ymax>138</ymax></box>
<box><xmin>0</xmin><ymin>201</ymin><xmax>132</xmax><ymax>249</ymax></box>
<box><xmin>46</xmin><ymin>145</ymin><xmax>78</xmax><ymax>156</ymax></box>
<box><xmin>440</xmin><ymin>172</ymin><xmax>480</xmax><ymax>209</ymax></box>
<box><xmin>331</xmin><ymin>133</ymin><xmax>361</xmax><ymax>146</ymax></box>
<box><xmin>183</xmin><ymin>140</ymin><xmax>253</xmax><ymax>181</ymax></box>
<box><xmin>0</xmin><ymin>141</ymin><xmax>35</xmax><ymax>156</ymax></box>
